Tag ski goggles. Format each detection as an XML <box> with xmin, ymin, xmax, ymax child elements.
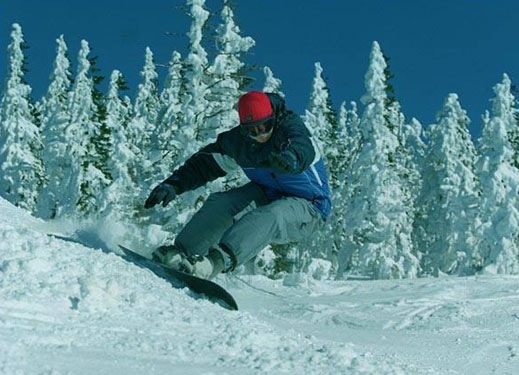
<box><xmin>242</xmin><ymin>118</ymin><xmax>275</xmax><ymax>138</ymax></box>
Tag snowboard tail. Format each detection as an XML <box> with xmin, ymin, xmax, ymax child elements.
<box><xmin>118</xmin><ymin>245</ymin><xmax>238</xmax><ymax>311</ymax></box>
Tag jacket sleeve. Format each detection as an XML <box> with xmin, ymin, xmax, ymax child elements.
<box><xmin>163</xmin><ymin>135</ymin><xmax>239</xmax><ymax>194</ymax></box>
<box><xmin>278</xmin><ymin>114</ymin><xmax>319</xmax><ymax>174</ymax></box>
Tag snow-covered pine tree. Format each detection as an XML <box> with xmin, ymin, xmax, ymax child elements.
<box><xmin>342</xmin><ymin>41</ymin><xmax>420</xmax><ymax>279</ymax></box>
<box><xmin>403</xmin><ymin>117</ymin><xmax>429</xmax><ymax>265</ymax></box>
<box><xmin>329</xmin><ymin>101</ymin><xmax>362</xmax><ymax>276</ymax></box>
<box><xmin>303</xmin><ymin>63</ymin><xmax>336</xmax><ymax>212</ymax></box>
<box><xmin>146</xmin><ymin>0</ymin><xmax>213</xmax><ymax>235</ymax></box>
<box><xmin>342</xmin><ymin>101</ymin><xmax>361</xmax><ymax>178</ymax></box>
<box><xmin>334</xmin><ymin>101</ymin><xmax>366</xmax><ymax>276</ymax></box>
<box><xmin>263</xmin><ymin>66</ymin><xmax>285</xmax><ymax>98</ymax></box>
<box><xmin>416</xmin><ymin>94</ymin><xmax>479</xmax><ymax>275</ymax></box>
<box><xmin>66</xmin><ymin>40</ymin><xmax>109</xmax><ymax>217</ymax></box>
<box><xmin>475</xmin><ymin>74</ymin><xmax>519</xmax><ymax>274</ymax></box>
<box><xmin>402</xmin><ymin>118</ymin><xmax>426</xmax><ymax>200</ymax></box>
<box><xmin>380</xmin><ymin>49</ymin><xmax>412</xmax><ymax>183</ymax></box>
<box><xmin>133</xmin><ymin>47</ymin><xmax>160</xmax><ymax>179</ymax></box>
<box><xmin>381</xmin><ymin>54</ymin><xmax>422</xmax><ymax>266</ymax></box>
<box><xmin>139</xmin><ymin>51</ymin><xmax>186</xmax><ymax>229</ymax></box>
<box><xmin>206</xmin><ymin>0</ymin><xmax>255</xmax><ymax>136</ymax></box>
<box><xmin>334</xmin><ymin>101</ymin><xmax>362</xmax><ymax>187</ymax></box>
<box><xmin>155</xmin><ymin>50</ymin><xmax>183</xmax><ymax>176</ymax></box>
<box><xmin>204</xmin><ymin>0</ymin><xmax>255</xmax><ymax>197</ymax></box>
<box><xmin>98</xmin><ymin>70</ymin><xmax>138</xmax><ymax>219</ymax></box>
<box><xmin>134</xmin><ymin>47</ymin><xmax>159</xmax><ymax>129</ymax></box>
<box><xmin>514</xmin><ymin>91</ymin><xmax>519</xmax><ymax>253</ymax></box>
<box><xmin>338</xmin><ymin>102</ymin><xmax>348</xmax><ymax>134</ymax></box>
<box><xmin>336</xmin><ymin>101</ymin><xmax>351</xmax><ymax>185</ymax></box>
<box><xmin>88</xmin><ymin>52</ymin><xmax>112</xmax><ymax>182</ymax></box>
<box><xmin>38</xmin><ymin>35</ymin><xmax>72</xmax><ymax>125</ymax></box>
<box><xmin>161</xmin><ymin>51</ymin><xmax>184</xmax><ymax>111</ymax></box>
<box><xmin>179</xmin><ymin>0</ymin><xmax>211</xmax><ymax>149</ymax></box>
<box><xmin>299</xmin><ymin>61</ymin><xmax>341</xmax><ymax>274</ymax></box>
<box><xmin>37</xmin><ymin>35</ymin><xmax>73</xmax><ymax>218</ymax></box>
<box><xmin>304</xmin><ymin>62</ymin><xmax>336</xmax><ymax>147</ymax></box>
<box><xmin>0</xmin><ymin>23</ymin><xmax>45</xmax><ymax>213</ymax></box>
<box><xmin>510</xmin><ymin>84</ymin><xmax>519</xmax><ymax>171</ymax></box>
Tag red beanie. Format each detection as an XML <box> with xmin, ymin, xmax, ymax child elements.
<box><xmin>238</xmin><ymin>91</ymin><xmax>273</xmax><ymax>126</ymax></box>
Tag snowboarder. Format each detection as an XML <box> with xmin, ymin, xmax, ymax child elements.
<box><xmin>144</xmin><ymin>91</ymin><xmax>331</xmax><ymax>280</ymax></box>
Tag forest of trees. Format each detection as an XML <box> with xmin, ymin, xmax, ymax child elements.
<box><xmin>1</xmin><ymin>0</ymin><xmax>518</xmax><ymax>280</ymax></box>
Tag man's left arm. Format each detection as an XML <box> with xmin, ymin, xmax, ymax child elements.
<box><xmin>270</xmin><ymin>116</ymin><xmax>320</xmax><ymax>174</ymax></box>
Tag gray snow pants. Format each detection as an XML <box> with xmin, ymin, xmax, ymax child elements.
<box><xmin>174</xmin><ymin>182</ymin><xmax>322</xmax><ymax>269</ymax></box>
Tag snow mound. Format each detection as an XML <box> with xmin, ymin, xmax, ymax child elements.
<box><xmin>0</xmin><ymin>198</ymin><xmax>400</xmax><ymax>374</ymax></box>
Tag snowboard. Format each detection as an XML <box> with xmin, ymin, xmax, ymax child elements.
<box><xmin>118</xmin><ymin>245</ymin><xmax>238</xmax><ymax>311</ymax></box>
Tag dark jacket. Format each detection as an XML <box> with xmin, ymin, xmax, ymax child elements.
<box><xmin>164</xmin><ymin>93</ymin><xmax>331</xmax><ymax>219</ymax></box>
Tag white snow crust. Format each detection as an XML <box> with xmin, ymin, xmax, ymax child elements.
<box><xmin>1</xmin><ymin>197</ymin><xmax>518</xmax><ymax>374</ymax></box>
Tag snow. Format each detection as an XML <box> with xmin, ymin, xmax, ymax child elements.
<box><xmin>2</xmin><ymin>197</ymin><xmax>519</xmax><ymax>374</ymax></box>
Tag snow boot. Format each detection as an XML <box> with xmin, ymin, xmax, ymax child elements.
<box><xmin>152</xmin><ymin>245</ymin><xmax>185</xmax><ymax>269</ymax></box>
<box><xmin>152</xmin><ymin>245</ymin><xmax>225</xmax><ymax>280</ymax></box>
<box><xmin>181</xmin><ymin>248</ymin><xmax>225</xmax><ymax>280</ymax></box>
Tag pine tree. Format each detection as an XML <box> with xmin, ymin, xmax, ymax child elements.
<box><xmin>16</xmin><ymin>26</ymin><xmax>42</xmax><ymax>129</ymax></box>
<box><xmin>134</xmin><ymin>47</ymin><xmax>159</xmax><ymax>127</ymax></box>
<box><xmin>38</xmin><ymin>35</ymin><xmax>73</xmax><ymax>218</ymax></box>
<box><xmin>180</xmin><ymin>0</ymin><xmax>211</xmax><ymax>146</ymax></box>
<box><xmin>156</xmin><ymin>50</ymin><xmax>184</xmax><ymax>172</ymax></box>
<box><xmin>205</xmin><ymin>0</ymin><xmax>254</xmax><ymax>195</ymax></box>
<box><xmin>402</xmin><ymin>118</ymin><xmax>426</xmax><ymax>200</ymax></box>
<box><xmin>263</xmin><ymin>66</ymin><xmax>285</xmax><ymax>97</ymax></box>
<box><xmin>333</xmin><ymin>101</ymin><xmax>362</xmax><ymax>276</ymax></box>
<box><xmin>38</xmin><ymin>35</ymin><xmax>72</xmax><ymax>124</ymax></box>
<box><xmin>301</xmin><ymin>62</ymin><xmax>338</xmax><ymax>266</ymax></box>
<box><xmin>342</xmin><ymin>101</ymin><xmax>362</xmax><ymax>178</ymax></box>
<box><xmin>161</xmin><ymin>51</ymin><xmax>183</xmax><ymax>110</ymax></box>
<box><xmin>336</xmin><ymin>101</ymin><xmax>350</xmax><ymax>184</ymax></box>
<box><xmin>416</xmin><ymin>94</ymin><xmax>479</xmax><ymax>275</ymax></box>
<box><xmin>512</xmin><ymin>87</ymin><xmax>519</xmax><ymax>253</ymax></box>
<box><xmin>129</xmin><ymin>47</ymin><xmax>160</xmax><ymax>190</ymax></box>
<box><xmin>404</xmin><ymin>117</ymin><xmax>429</xmax><ymax>267</ymax></box>
<box><xmin>207</xmin><ymin>0</ymin><xmax>255</xmax><ymax>134</ymax></box>
<box><xmin>342</xmin><ymin>41</ymin><xmax>420</xmax><ymax>279</ymax></box>
<box><xmin>380</xmin><ymin>53</ymin><xmax>421</xmax><ymax>247</ymax></box>
<box><xmin>88</xmin><ymin>52</ymin><xmax>112</xmax><ymax>181</ymax></box>
<box><xmin>98</xmin><ymin>70</ymin><xmax>138</xmax><ymax>219</ymax></box>
<box><xmin>382</xmin><ymin>51</ymin><xmax>398</xmax><ymax>121</ymax></box>
<box><xmin>65</xmin><ymin>40</ymin><xmax>109</xmax><ymax>217</ymax></box>
<box><xmin>134</xmin><ymin>46</ymin><xmax>159</xmax><ymax>154</ymax></box>
<box><xmin>304</xmin><ymin>62</ymin><xmax>336</xmax><ymax>147</ymax></box>
<box><xmin>475</xmin><ymin>74</ymin><xmax>519</xmax><ymax>274</ymax></box>
<box><xmin>146</xmin><ymin>0</ymin><xmax>213</xmax><ymax>235</ymax></box>
<box><xmin>0</xmin><ymin>23</ymin><xmax>45</xmax><ymax>213</ymax></box>
<box><xmin>510</xmin><ymin>84</ymin><xmax>519</xmax><ymax>170</ymax></box>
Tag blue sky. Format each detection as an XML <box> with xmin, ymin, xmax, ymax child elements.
<box><xmin>1</xmin><ymin>0</ymin><xmax>518</xmax><ymax>139</ymax></box>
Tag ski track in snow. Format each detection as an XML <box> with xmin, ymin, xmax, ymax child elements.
<box><xmin>1</xmin><ymin>198</ymin><xmax>518</xmax><ymax>374</ymax></box>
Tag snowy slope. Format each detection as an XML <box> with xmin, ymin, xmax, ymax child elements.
<box><xmin>1</xmin><ymin>197</ymin><xmax>518</xmax><ymax>375</ymax></box>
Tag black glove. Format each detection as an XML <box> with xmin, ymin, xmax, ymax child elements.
<box><xmin>268</xmin><ymin>150</ymin><xmax>299</xmax><ymax>174</ymax></box>
<box><xmin>144</xmin><ymin>183</ymin><xmax>177</xmax><ymax>209</ymax></box>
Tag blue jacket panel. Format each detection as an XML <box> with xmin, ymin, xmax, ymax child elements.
<box><xmin>242</xmin><ymin>158</ymin><xmax>331</xmax><ymax>219</ymax></box>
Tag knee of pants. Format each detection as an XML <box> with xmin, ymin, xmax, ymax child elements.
<box><xmin>244</xmin><ymin>204</ymin><xmax>285</xmax><ymax>236</ymax></box>
<box><xmin>174</xmin><ymin>193</ymin><xmax>234</xmax><ymax>255</ymax></box>
<box><xmin>263</xmin><ymin>199</ymin><xmax>319</xmax><ymax>239</ymax></box>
